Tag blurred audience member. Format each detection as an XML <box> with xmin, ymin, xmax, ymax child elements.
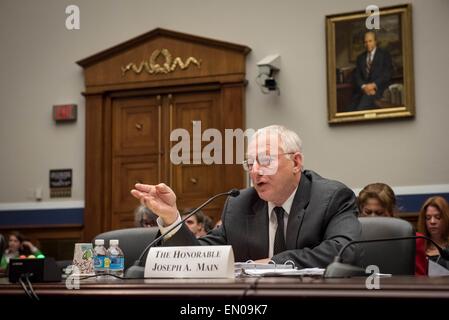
<box><xmin>134</xmin><ymin>205</ymin><xmax>158</xmax><ymax>228</ymax></box>
<box><xmin>358</xmin><ymin>183</ymin><xmax>427</xmax><ymax>275</ymax></box>
<box><xmin>182</xmin><ymin>209</ymin><xmax>212</xmax><ymax>238</ymax></box>
<box><xmin>0</xmin><ymin>234</ymin><xmax>6</xmax><ymax>272</ymax></box>
<box><xmin>214</xmin><ymin>219</ymin><xmax>222</xmax><ymax>229</ymax></box>
<box><xmin>418</xmin><ymin>196</ymin><xmax>449</xmax><ymax>270</ymax></box>
<box><xmin>0</xmin><ymin>231</ymin><xmax>42</xmax><ymax>271</ymax></box>
<box><xmin>358</xmin><ymin>183</ymin><xmax>396</xmax><ymax>217</ymax></box>
<box><xmin>203</xmin><ymin>215</ymin><xmax>214</xmax><ymax>233</ymax></box>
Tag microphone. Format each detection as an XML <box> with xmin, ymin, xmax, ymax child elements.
<box><xmin>324</xmin><ymin>234</ymin><xmax>449</xmax><ymax>278</ymax></box>
<box><xmin>125</xmin><ymin>188</ymin><xmax>240</xmax><ymax>278</ymax></box>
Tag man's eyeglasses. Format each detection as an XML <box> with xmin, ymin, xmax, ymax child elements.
<box><xmin>242</xmin><ymin>152</ymin><xmax>295</xmax><ymax>171</ymax></box>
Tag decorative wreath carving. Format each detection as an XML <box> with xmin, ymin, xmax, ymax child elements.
<box><xmin>121</xmin><ymin>49</ymin><xmax>201</xmax><ymax>75</ymax></box>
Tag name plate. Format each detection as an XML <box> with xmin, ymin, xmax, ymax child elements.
<box><xmin>144</xmin><ymin>246</ymin><xmax>235</xmax><ymax>278</ymax></box>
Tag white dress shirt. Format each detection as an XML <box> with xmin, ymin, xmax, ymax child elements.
<box><xmin>361</xmin><ymin>47</ymin><xmax>377</xmax><ymax>89</ymax></box>
<box><xmin>366</xmin><ymin>47</ymin><xmax>376</xmax><ymax>65</ymax></box>
<box><xmin>157</xmin><ymin>213</ymin><xmax>182</xmax><ymax>240</ymax></box>
<box><xmin>267</xmin><ymin>186</ymin><xmax>298</xmax><ymax>258</ymax></box>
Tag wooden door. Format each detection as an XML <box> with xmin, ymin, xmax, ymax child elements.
<box><xmin>78</xmin><ymin>29</ymin><xmax>250</xmax><ymax>240</ymax></box>
<box><xmin>109</xmin><ymin>89</ymin><xmax>230</xmax><ymax>230</ymax></box>
<box><xmin>168</xmin><ymin>90</ymin><xmax>226</xmax><ymax>220</ymax></box>
<box><xmin>111</xmin><ymin>96</ymin><xmax>165</xmax><ymax>229</ymax></box>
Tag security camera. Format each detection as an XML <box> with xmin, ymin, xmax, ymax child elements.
<box><xmin>257</xmin><ymin>54</ymin><xmax>280</xmax><ymax>76</ymax></box>
<box><xmin>256</xmin><ymin>54</ymin><xmax>280</xmax><ymax>94</ymax></box>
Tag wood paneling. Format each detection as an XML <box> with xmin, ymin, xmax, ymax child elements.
<box><xmin>112</xmin><ymin>156</ymin><xmax>161</xmax><ymax>212</ymax></box>
<box><xmin>79</xmin><ymin>28</ymin><xmax>250</xmax><ymax>240</ymax></box>
<box><xmin>84</xmin><ymin>94</ymin><xmax>105</xmax><ymax>241</ymax></box>
<box><xmin>77</xmin><ymin>29</ymin><xmax>249</xmax><ymax>89</ymax></box>
<box><xmin>112</xmin><ymin>96</ymin><xmax>161</xmax><ymax>156</ymax></box>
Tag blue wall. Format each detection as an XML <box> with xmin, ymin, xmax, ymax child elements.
<box><xmin>0</xmin><ymin>208</ymin><xmax>83</xmax><ymax>227</ymax></box>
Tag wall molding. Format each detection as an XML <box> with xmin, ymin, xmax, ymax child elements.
<box><xmin>0</xmin><ymin>200</ymin><xmax>84</xmax><ymax>211</ymax></box>
<box><xmin>352</xmin><ymin>184</ymin><xmax>449</xmax><ymax>196</ymax></box>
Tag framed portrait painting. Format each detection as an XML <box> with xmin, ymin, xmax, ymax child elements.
<box><xmin>325</xmin><ymin>4</ymin><xmax>415</xmax><ymax>124</ymax></box>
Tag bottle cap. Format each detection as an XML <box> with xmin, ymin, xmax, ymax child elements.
<box><xmin>95</xmin><ymin>239</ymin><xmax>104</xmax><ymax>245</ymax></box>
<box><xmin>109</xmin><ymin>239</ymin><xmax>119</xmax><ymax>246</ymax></box>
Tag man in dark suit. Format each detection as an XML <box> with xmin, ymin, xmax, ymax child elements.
<box><xmin>131</xmin><ymin>125</ymin><xmax>361</xmax><ymax>268</ymax></box>
<box><xmin>350</xmin><ymin>31</ymin><xmax>393</xmax><ymax>111</ymax></box>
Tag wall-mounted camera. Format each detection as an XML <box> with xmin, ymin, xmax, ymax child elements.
<box><xmin>256</xmin><ymin>54</ymin><xmax>280</xmax><ymax>94</ymax></box>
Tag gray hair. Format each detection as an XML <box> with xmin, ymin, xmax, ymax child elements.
<box><xmin>252</xmin><ymin>125</ymin><xmax>303</xmax><ymax>154</ymax></box>
<box><xmin>134</xmin><ymin>205</ymin><xmax>158</xmax><ymax>227</ymax></box>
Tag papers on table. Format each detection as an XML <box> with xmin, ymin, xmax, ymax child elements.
<box><xmin>234</xmin><ymin>261</ymin><xmax>324</xmax><ymax>277</ymax></box>
<box><xmin>428</xmin><ymin>260</ymin><xmax>449</xmax><ymax>276</ymax></box>
<box><xmin>241</xmin><ymin>267</ymin><xmax>325</xmax><ymax>277</ymax></box>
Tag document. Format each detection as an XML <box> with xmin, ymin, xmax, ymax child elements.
<box><xmin>234</xmin><ymin>261</ymin><xmax>324</xmax><ymax>277</ymax></box>
<box><xmin>428</xmin><ymin>260</ymin><xmax>449</xmax><ymax>276</ymax></box>
<box><xmin>241</xmin><ymin>267</ymin><xmax>325</xmax><ymax>277</ymax></box>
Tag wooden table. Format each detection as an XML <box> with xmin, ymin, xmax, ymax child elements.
<box><xmin>1</xmin><ymin>275</ymin><xmax>448</xmax><ymax>316</ymax></box>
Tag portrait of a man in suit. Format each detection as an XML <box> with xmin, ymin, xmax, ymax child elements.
<box><xmin>349</xmin><ymin>31</ymin><xmax>393</xmax><ymax>111</ymax></box>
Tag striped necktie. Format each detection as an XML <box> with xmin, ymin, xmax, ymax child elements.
<box><xmin>366</xmin><ymin>52</ymin><xmax>373</xmax><ymax>74</ymax></box>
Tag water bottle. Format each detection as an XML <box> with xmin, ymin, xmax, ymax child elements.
<box><xmin>107</xmin><ymin>239</ymin><xmax>124</xmax><ymax>277</ymax></box>
<box><xmin>93</xmin><ymin>239</ymin><xmax>107</xmax><ymax>275</ymax></box>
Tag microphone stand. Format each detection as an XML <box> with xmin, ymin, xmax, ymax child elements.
<box><xmin>125</xmin><ymin>189</ymin><xmax>240</xmax><ymax>278</ymax></box>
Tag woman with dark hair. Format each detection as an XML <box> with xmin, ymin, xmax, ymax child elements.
<box><xmin>358</xmin><ymin>183</ymin><xmax>427</xmax><ymax>275</ymax></box>
<box><xmin>0</xmin><ymin>231</ymin><xmax>42</xmax><ymax>271</ymax></box>
<box><xmin>417</xmin><ymin>196</ymin><xmax>449</xmax><ymax>270</ymax></box>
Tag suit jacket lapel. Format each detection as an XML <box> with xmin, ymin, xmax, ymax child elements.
<box><xmin>248</xmin><ymin>198</ymin><xmax>269</xmax><ymax>259</ymax></box>
<box><xmin>286</xmin><ymin>174</ymin><xmax>311</xmax><ymax>250</ymax></box>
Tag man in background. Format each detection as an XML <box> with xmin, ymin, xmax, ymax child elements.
<box><xmin>182</xmin><ymin>209</ymin><xmax>213</xmax><ymax>238</ymax></box>
<box><xmin>350</xmin><ymin>31</ymin><xmax>393</xmax><ymax>111</ymax></box>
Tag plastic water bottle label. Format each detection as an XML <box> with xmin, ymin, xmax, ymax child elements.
<box><xmin>109</xmin><ymin>257</ymin><xmax>124</xmax><ymax>270</ymax></box>
<box><xmin>104</xmin><ymin>257</ymin><xmax>110</xmax><ymax>268</ymax></box>
<box><xmin>94</xmin><ymin>256</ymin><xmax>105</xmax><ymax>269</ymax></box>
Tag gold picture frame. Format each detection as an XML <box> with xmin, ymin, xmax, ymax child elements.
<box><xmin>325</xmin><ymin>4</ymin><xmax>415</xmax><ymax>124</ymax></box>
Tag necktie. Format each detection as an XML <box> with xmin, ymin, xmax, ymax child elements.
<box><xmin>273</xmin><ymin>206</ymin><xmax>287</xmax><ymax>255</ymax></box>
<box><xmin>366</xmin><ymin>52</ymin><xmax>372</xmax><ymax>74</ymax></box>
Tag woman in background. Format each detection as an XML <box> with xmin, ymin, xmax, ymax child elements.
<box><xmin>358</xmin><ymin>183</ymin><xmax>396</xmax><ymax>217</ymax></box>
<box><xmin>0</xmin><ymin>231</ymin><xmax>42</xmax><ymax>271</ymax></box>
<box><xmin>358</xmin><ymin>183</ymin><xmax>427</xmax><ymax>275</ymax></box>
<box><xmin>417</xmin><ymin>196</ymin><xmax>449</xmax><ymax>270</ymax></box>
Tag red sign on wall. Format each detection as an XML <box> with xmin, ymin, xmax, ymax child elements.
<box><xmin>53</xmin><ymin>104</ymin><xmax>77</xmax><ymax>122</ymax></box>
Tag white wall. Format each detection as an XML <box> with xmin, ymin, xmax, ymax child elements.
<box><xmin>1</xmin><ymin>0</ymin><xmax>448</xmax><ymax>203</ymax></box>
